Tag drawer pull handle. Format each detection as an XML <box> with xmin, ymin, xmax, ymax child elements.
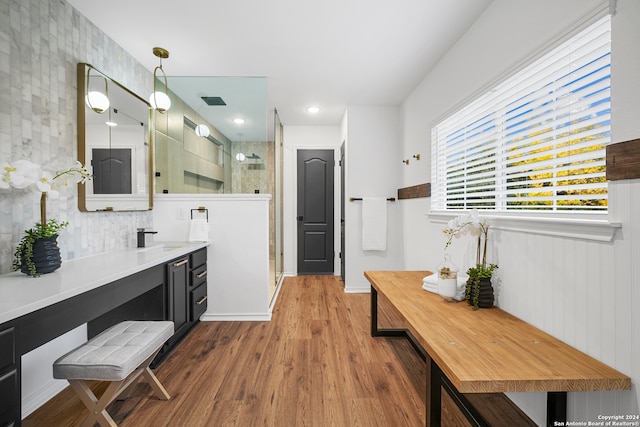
<box><xmin>174</xmin><ymin>259</ymin><xmax>188</xmax><ymax>267</ymax></box>
<box><xmin>196</xmin><ymin>295</ymin><xmax>208</xmax><ymax>305</ymax></box>
<box><xmin>196</xmin><ymin>271</ymin><xmax>208</xmax><ymax>279</ymax></box>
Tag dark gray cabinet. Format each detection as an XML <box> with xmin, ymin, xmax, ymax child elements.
<box><xmin>0</xmin><ymin>245</ymin><xmax>207</xmax><ymax>426</ymax></box>
<box><xmin>154</xmin><ymin>247</ymin><xmax>208</xmax><ymax>365</ymax></box>
<box><xmin>167</xmin><ymin>257</ymin><xmax>190</xmax><ymax>342</ymax></box>
<box><xmin>189</xmin><ymin>249</ymin><xmax>208</xmax><ymax>322</ymax></box>
<box><xmin>0</xmin><ymin>322</ymin><xmax>18</xmax><ymax>426</ymax></box>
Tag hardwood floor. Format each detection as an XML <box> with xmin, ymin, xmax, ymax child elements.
<box><xmin>24</xmin><ymin>275</ymin><xmax>535</xmax><ymax>426</ymax></box>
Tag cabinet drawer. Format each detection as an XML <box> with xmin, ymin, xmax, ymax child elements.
<box><xmin>0</xmin><ymin>327</ymin><xmax>15</xmax><ymax>372</ymax></box>
<box><xmin>191</xmin><ymin>283</ymin><xmax>208</xmax><ymax>321</ymax></box>
<box><xmin>0</xmin><ymin>369</ymin><xmax>18</xmax><ymax>417</ymax></box>
<box><xmin>191</xmin><ymin>264</ymin><xmax>207</xmax><ymax>287</ymax></box>
<box><xmin>190</xmin><ymin>249</ymin><xmax>207</xmax><ymax>269</ymax></box>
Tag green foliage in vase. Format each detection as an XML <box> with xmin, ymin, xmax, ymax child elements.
<box><xmin>465</xmin><ymin>263</ymin><xmax>498</xmax><ymax>310</ymax></box>
<box><xmin>12</xmin><ymin>219</ymin><xmax>68</xmax><ymax>277</ymax></box>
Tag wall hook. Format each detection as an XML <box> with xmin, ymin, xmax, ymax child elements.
<box><xmin>413</xmin><ymin>154</ymin><xmax>421</xmax><ymax>160</ymax></box>
<box><xmin>402</xmin><ymin>159</ymin><xmax>410</xmax><ymax>165</ymax></box>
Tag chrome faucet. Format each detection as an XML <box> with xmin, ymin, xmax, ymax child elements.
<box><xmin>137</xmin><ymin>228</ymin><xmax>158</xmax><ymax>248</ymax></box>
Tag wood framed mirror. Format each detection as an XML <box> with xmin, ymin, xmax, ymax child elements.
<box><xmin>77</xmin><ymin>63</ymin><xmax>153</xmax><ymax>211</ymax></box>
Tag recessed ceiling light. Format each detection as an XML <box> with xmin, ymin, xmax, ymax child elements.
<box><xmin>233</xmin><ymin>118</ymin><xmax>246</xmax><ymax>124</ymax></box>
<box><xmin>306</xmin><ymin>106</ymin><xmax>321</xmax><ymax>114</ymax></box>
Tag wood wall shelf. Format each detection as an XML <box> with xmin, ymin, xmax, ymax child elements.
<box><xmin>397</xmin><ymin>183</ymin><xmax>430</xmax><ymax>200</ymax></box>
<box><xmin>606</xmin><ymin>138</ymin><xmax>640</xmax><ymax>181</ymax></box>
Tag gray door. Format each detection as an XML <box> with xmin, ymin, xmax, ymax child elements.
<box><xmin>92</xmin><ymin>148</ymin><xmax>132</xmax><ymax>194</ymax></box>
<box><xmin>297</xmin><ymin>149</ymin><xmax>334</xmax><ymax>275</ymax></box>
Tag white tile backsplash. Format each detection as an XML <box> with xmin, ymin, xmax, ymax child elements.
<box><xmin>0</xmin><ymin>0</ymin><xmax>153</xmax><ymax>274</ymax></box>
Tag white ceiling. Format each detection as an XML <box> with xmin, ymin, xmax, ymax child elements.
<box><xmin>67</xmin><ymin>0</ymin><xmax>492</xmax><ymax>141</ymax></box>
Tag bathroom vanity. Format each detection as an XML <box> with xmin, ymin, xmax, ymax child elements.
<box><xmin>0</xmin><ymin>242</ymin><xmax>208</xmax><ymax>426</ymax></box>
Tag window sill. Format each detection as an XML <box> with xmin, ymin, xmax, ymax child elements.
<box><xmin>428</xmin><ymin>212</ymin><xmax>621</xmax><ymax>243</ymax></box>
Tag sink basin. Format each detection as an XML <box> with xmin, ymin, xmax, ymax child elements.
<box><xmin>137</xmin><ymin>243</ymin><xmax>188</xmax><ymax>253</ymax></box>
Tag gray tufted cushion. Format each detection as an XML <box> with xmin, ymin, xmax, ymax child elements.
<box><xmin>53</xmin><ymin>321</ymin><xmax>174</xmax><ymax>381</ymax></box>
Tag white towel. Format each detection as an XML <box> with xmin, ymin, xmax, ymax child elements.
<box><xmin>362</xmin><ymin>197</ymin><xmax>387</xmax><ymax>251</ymax></box>
<box><xmin>188</xmin><ymin>218</ymin><xmax>209</xmax><ymax>242</ymax></box>
<box><xmin>422</xmin><ymin>274</ymin><xmax>468</xmax><ymax>301</ymax></box>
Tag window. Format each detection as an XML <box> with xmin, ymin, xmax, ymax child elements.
<box><xmin>431</xmin><ymin>16</ymin><xmax>611</xmax><ymax>215</ymax></box>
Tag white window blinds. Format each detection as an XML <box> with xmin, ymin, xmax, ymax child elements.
<box><xmin>431</xmin><ymin>16</ymin><xmax>610</xmax><ymax>213</ymax></box>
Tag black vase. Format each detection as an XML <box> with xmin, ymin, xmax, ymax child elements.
<box><xmin>21</xmin><ymin>235</ymin><xmax>62</xmax><ymax>276</ymax></box>
<box><xmin>467</xmin><ymin>277</ymin><xmax>494</xmax><ymax>309</ymax></box>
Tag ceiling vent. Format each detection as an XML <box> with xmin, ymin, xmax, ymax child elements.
<box><xmin>201</xmin><ymin>96</ymin><xmax>226</xmax><ymax>106</ymax></box>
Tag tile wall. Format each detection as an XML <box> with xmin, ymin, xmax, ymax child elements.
<box><xmin>0</xmin><ymin>0</ymin><xmax>153</xmax><ymax>274</ymax></box>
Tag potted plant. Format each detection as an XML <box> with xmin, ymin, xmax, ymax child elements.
<box><xmin>2</xmin><ymin>159</ymin><xmax>91</xmax><ymax>277</ymax></box>
<box><xmin>442</xmin><ymin>209</ymin><xmax>498</xmax><ymax>310</ymax></box>
<box><xmin>465</xmin><ymin>263</ymin><xmax>498</xmax><ymax>310</ymax></box>
<box><xmin>12</xmin><ymin>219</ymin><xmax>69</xmax><ymax>277</ymax></box>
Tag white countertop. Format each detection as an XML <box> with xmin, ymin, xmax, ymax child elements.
<box><xmin>0</xmin><ymin>242</ymin><xmax>208</xmax><ymax>325</ymax></box>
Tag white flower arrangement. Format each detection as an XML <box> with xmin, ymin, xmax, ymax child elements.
<box><xmin>442</xmin><ymin>209</ymin><xmax>491</xmax><ymax>267</ymax></box>
<box><xmin>3</xmin><ymin>159</ymin><xmax>92</xmax><ymax>276</ymax></box>
<box><xmin>442</xmin><ymin>210</ymin><xmax>498</xmax><ymax>309</ymax></box>
<box><xmin>2</xmin><ymin>159</ymin><xmax>91</xmax><ymax>197</ymax></box>
<box><xmin>2</xmin><ymin>158</ymin><xmax>91</xmax><ymax>223</ymax></box>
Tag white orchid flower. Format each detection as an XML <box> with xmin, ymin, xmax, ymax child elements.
<box><xmin>2</xmin><ymin>159</ymin><xmax>92</xmax><ymax>194</ymax></box>
<box><xmin>0</xmin><ymin>162</ymin><xmax>11</xmax><ymax>189</ymax></box>
<box><xmin>2</xmin><ymin>160</ymin><xmax>40</xmax><ymax>189</ymax></box>
<box><xmin>36</xmin><ymin>170</ymin><xmax>53</xmax><ymax>192</ymax></box>
<box><xmin>53</xmin><ymin>161</ymin><xmax>92</xmax><ymax>185</ymax></box>
<box><xmin>469</xmin><ymin>209</ymin><xmax>480</xmax><ymax>225</ymax></box>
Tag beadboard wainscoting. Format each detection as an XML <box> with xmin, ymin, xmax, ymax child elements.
<box><xmin>398</xmin><ymin>0</ymin><xmax>640</xmax><ymax>424</ymax></box>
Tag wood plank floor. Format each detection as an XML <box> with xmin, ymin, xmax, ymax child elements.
<box><xmin>24</xmin><ymin>275</ymin><xmax>535</xmax><ymax>426</ymax></box>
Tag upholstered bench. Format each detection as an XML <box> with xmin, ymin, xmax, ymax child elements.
<box><xmin>53</xmin><ymin>321</ymin><xmax>174</xmax><ymax>427</ymax></box>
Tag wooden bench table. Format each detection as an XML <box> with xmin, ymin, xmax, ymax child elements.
<box><xmin>365</xmin><ymin>271</ymin><xmax>631</xmax><ymax>427</ymax></box>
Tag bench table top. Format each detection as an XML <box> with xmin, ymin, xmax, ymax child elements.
<box><xmin>365</xmin><ymin>270</ymin><xmax>631</xmax><ymax>394</ymax></box>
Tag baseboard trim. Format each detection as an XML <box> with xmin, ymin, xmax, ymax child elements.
<box><xmin>200</xmin><ymin>312</ymin><xmax>272</xmax><ymax>321</ymax></box>
<box><xmin>22</xmin><ymin>379</ymin><xmax>68</xmax><ymax>419</ymax></box>
<box><xmin>344</xmin><ymin>285</ymin><xmax>371</xmax><ymax>294</ymax></box>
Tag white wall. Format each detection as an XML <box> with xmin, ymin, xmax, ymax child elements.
<box><xmin>399</xmin><ymin>0</ymin><xmax>639</xmax><ymax>424</ymax></box>
<box><xmin>282</xmin><ymin>110</ymin><xmax>402</xmax><ymax>292</ymax></box>
<box><xmin>282</xmin><ymin>126</ymin><xmax>343</xmax><ymax>276</ymax></box>
<box><xmin>153</xmin><ymin>194</ymin><xmax>272</xmax><ymax>321</ymax></box>
<box><xmin>344</xmin><ymin>106</ymin><xmax>402</xmax><ymax>292</ymax></box>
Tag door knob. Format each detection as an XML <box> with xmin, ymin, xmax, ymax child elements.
<box><xmin>297</xmin><ymin>216</ymin><xmax>304</xmax><ymax>221</ymax></box>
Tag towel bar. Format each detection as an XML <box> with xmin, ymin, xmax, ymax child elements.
<box><xmin>349</xmin><ymin>197</ymin><xmax>396</xmax><ymax>202</ymax></box>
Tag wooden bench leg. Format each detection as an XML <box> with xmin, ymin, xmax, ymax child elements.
<box><xmin>143</xmin><ymin>367</ymin><xmax>170</xmax><ymax>400</ymax></box>
<box><xmin>69</xmin><ymin>379</ymin><xmax>123</xmax><ymax>427</ymax></box>
<box><xmin>67</xmin><ymin>349</ymin><xmax>170</xmax><ymax>426</ymax></box>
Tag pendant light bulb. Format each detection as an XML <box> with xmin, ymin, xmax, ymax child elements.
<box><xmin>149</xmin><ymin>91</ymin><xmax>171</xmax><ymax>113</ymax></box>
<box><xmin>195</xmin><ymin>124</ymin><xmax>210</xmax><ymax>138</ymax></box>
<box><xmin>85</xmin><ymin>91</ymin><xmax>110</xmax><ymax>114</ymax></box>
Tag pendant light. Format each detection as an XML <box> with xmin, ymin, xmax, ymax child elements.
<box><xmin>193</xmin><ymin>96</ymin><xmax>211</xmax><ymax>138</ymax></box>
<box><xmin>149</xmin><ymin>47</ymin><xmax>171</xmax><ymax>113</ymax></box>
<box><xmin>195</xmin><ymin>124</ymin><xmax>210</xmax><ymax>138</ymax></box>
<box><xmin>85</xmin><ymin>67</ymin><xmax>109</xmax><ymax>114</ymax></box>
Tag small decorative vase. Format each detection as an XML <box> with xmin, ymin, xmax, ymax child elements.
<box><xmin>466</xmin><ymin>277</ymin><xmax>494</xmax><ymax>309</ymax></box>
<box><xmin>21</xmin><ymin>235</ymin><xmax>62</xmax><ymax>275</ymax></box>
<box><xmin>437</xmin><ymin>254</ymin><xmax>459</xmax><ymax>301</ymax></box>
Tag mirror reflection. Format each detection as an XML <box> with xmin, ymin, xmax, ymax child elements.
<box><xmin>155</xmin><ymin>76</ymin><xmax>268</xmax><ymax>194</ymax></box>
<box><xmin>77</xmin><ymin>63</ymin><xmax>152</xmax><ymax>211</ymax></box>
